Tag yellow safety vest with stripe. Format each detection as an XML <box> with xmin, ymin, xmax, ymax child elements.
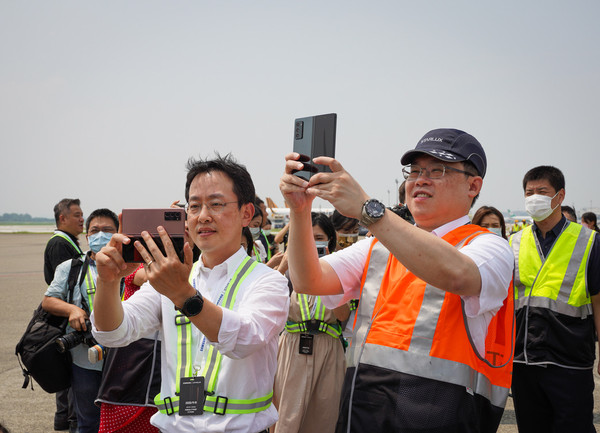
<box><xmin>154</xmin><ymin>256</ymin><xmax>274</xmax><ymax>416</ymax></box>
<box><xmin>509</xmin><ymin>222</ymin><xmax>597</xmax><ymax>367</ymax></box>
<box><xmin>52</xmin><ymin>231</ymin><xmax>84</xmax><ymax>257</ymax></box>
<box><xmin>510</xmin><ymin>222</ymin><xmax>595</xmax><ymax>317</ymax></box>
<box><xmin>284</xmin><ymin>294</ymin><xmax>342</xmax><ymax>339</ymax></box>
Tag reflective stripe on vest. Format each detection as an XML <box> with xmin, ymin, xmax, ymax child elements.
<box><xmin>261</xmin><ymin>230</ymin><xmax>272</xmax><ymax>261</ymax></box>
<box><xmin>510</xmin><ymin>222</ymin><xmax>595</xmax><ymax>318</ymax></box>
<box><xmin>154</xmin><ymin>256</ymin><xmax>274</xmax><ymax>416</ymax></box>
<box><xmin>284</xmin><ymin>294</ymin><xmax>342</xmax><ymax>338</ymax></box>
<box><xmin>351</xmin><ymin>226</ymin><xmax>514</xmax><ymax>408</ymax></box>
<box><xmin>84</xmin><ymin>268</ymin><xmax>95</xmax><ymax>312</ymax></box>
<box><xmin>52</xmin><ymin>231</ymin><xmax>84</xmax><ymax>257</ymax></box>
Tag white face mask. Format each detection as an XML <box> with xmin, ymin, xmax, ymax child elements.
<box><xmin>488</xmin><ymin>227</ymin><xmax>503</xmax><ymax>237</ymax></box>
<box><xmin>525</xmin><ymin>192</ymin><xmax>559</xmax><ymax>222</ymax></box>
<box><xmin>249</xmin><ymin>227</ymin><xmax>261</xmax><ymax>240</ymax></box>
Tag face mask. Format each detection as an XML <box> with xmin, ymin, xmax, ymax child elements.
<box><xmin>88</xmin><ymin>231</ymin><xmax>113</xmax><ymax>253</ymax></box>
<box><xmin>525</xmin><ymin>192</ymin><xmax>559</xmax><ymax>222</ymax></box>
<box><xmin>488</xmin><ymin>227</ymin><xmax>503</xmax><ymax>237</ymax></box>
<box><xmin>262</xmin><ymin>229</ymin><xmax>271</xmax><ymax>237</ymax></box>
<box><xmin>337</xmin><ymin>232</ymin><xmax>358</xmax><ymax>249</ymax></box>
<box><xmin>249</xmin><ymin>227</ymin><xmax>261</xmax><ymax>241</ymax></box>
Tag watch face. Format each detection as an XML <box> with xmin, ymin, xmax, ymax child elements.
<box><xmin>366</xmin><ymin>200</ymin><xmax>385</xmax><ymax>218</ymax></box>
<box><xmin>183</xmin><ymin>294</ymin><xmax>203</xmax><ymax>316</ymax></box>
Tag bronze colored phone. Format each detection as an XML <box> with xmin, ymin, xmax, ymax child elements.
<box><xmin>121</xmin><ymin>208</ymin><xmax>186</xmax><ymax>263</ymax></box>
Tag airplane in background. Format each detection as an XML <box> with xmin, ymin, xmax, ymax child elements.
<box><xmin>265</xmin><ymin>197</ymin><xmax>335</xmax><ymax>228</ymax></box>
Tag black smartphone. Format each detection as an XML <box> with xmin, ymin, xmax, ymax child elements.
<box><xmin>292</xmin><ymin>113</ymin><xmax>337</xmax><ymax>181</ymax></box>
<box><xmin>121</xmin><ymin>208</ymin><xmax>186</xmax><ymax>263</ymax></box>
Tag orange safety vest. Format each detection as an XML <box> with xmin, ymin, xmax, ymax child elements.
<box><xmin>350</xmin><ymin>225</ymin><xmax>514</xmax><ymax>408</ymax></box>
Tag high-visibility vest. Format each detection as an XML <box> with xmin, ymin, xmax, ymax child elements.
<box><xmin>509</xmin><ymin>222</ymin><xmax>596</xmax><ymax>367</ymax></box>
<box><xmin>510</xmin><ymin>222</ymin><xmax>595</xmax><ymax>317</ymax></box>
<box><xmin>51</xmin><ymin>231</ymin><xmax>84</xmax><ymax>257</ymax></box>
<box><xmin>154</xmin><ymin>256</ymin><xmax>273</xmax><ymax>416</ymax></box>
<box><xmin>350</xmin><ymin>225</ymin><xmax>514</xmax><ymax>409</ymax></box>
<box><xmin>284</xmin><ymin>294</ymin><xmax>343</xmax><ymax>339</ymax></box>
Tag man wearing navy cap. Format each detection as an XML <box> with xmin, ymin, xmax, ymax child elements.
<box><xmin>280</xmin><ymin>128</ymin><xmax>515</xmax><ymax>432</ymax></box>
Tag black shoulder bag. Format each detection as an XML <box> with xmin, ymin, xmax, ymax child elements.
<box><xmin>15</xmin><ymin>256</ymin><xmax>89</xmax><ymax>393</ymax></box>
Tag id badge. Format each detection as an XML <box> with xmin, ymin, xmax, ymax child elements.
<box><xmin>299</xmin><ymin>333</ymin><xmax>314</xmax><ymax>355</ymax></box>
<box><xmin>179</xmin><ymin>376</ymin><xmax>205</xmax><ymax>416</ymax></box>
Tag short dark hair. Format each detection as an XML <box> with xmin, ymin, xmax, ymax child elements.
<box><xmin>561</xmin><ymin>205</ymin><xmax>577</xmax><ymax>222</ymax></box>
<box><xmin>312</xmin><ymin>212</ymin><xmax>337</xmax><ymax>254</ymax></box>
<box><xmin>522</xmin><ymin>165</ymin><xmax>565</xmax><ymax>193</ymax></box>
<box><xmin>86</xmin><ymin>208</ymin><xmax>119</xmax><ymax>233</ymax></box>
<box><xmin>330</xmin><ymin>210</ymin><xmax>358</xmax><ymax>233</ymax></box>
<box><xmin>472</xmin><ymin>206</ymin><xmax>506</xmax><ymax>239</ymax></box>
<box><xmin>252</xmin><ymin>204</ymin><xmax>263</xmax><ymax>221</ymax></box>
<box><xmin>54</xmin><ymin>198</ymin><xmax>80</xmax><ymax>225</ymax></box>
<box><xmin>185</xmin><ymin>154</ymin><xmax>255</xmax><ymax>207</ymax></box>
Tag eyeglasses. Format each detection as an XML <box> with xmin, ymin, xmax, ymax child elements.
<box><xmin>185</xmin><ymin>201</ymin><xmax>239</xmax><ymax>216</ymax></box>
<box><xmin>402</xmin><ymin>163</ymin><xmax>476</xmax><ymax>181</ymax></box>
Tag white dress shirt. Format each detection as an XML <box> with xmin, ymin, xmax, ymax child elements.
<box><xmin>92</xmin><ymin>247</ymin><xmax>290</xmax><ymax>433</ymax></box>
<box><xmin>321</xmin><ymin>215</ymin><xmax>514</xmax><ymax>356</ymax></box>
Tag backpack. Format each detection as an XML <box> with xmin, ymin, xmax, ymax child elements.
<box><xmin>15</xmin><ymin>256</ymin><xmax>89</xmax><ymax>393</ymax></box>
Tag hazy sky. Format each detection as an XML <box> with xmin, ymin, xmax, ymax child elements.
<box><xmin>1</xmin><ymin>1</ymin><xmax>598</xmax><ymax>220</ymax></box>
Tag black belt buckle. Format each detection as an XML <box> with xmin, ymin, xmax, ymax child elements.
<box><xmin>214</xmin><ymin>395</ymin><xmax>228</xmax><ymax>415</ymax></box>
<box><xmin>305</xmin><ymin>319</ymin><xmax>320</xmax><ymax>333</ymax></box>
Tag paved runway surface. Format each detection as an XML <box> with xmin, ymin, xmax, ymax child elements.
<box><xmin>1</xmin><ymin>232</ymin><xmax>599</xmax><ymax>432</ymax></box>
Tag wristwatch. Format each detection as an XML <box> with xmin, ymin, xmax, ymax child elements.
<box><xmin>179</xmin><ymin>290</ymin><xmax>204</xmax><ymax>317</ymax></box>
<box><xmin>359</xmin><ymin>199</ymin><xmax>386</xmax><ymax>227</ymax></box>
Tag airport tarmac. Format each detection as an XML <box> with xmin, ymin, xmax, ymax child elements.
<box><xmin>1</xmin><ymin>232</ymin><xmax>599</xmax><ymax>432</ymax></box>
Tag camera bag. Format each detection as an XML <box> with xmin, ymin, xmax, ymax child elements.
<box><xmin>15</xmin><ymin>256</ymin><xmax>88</xmax><ymax>393</ymax></box>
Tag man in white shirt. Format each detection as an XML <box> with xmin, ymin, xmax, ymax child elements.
<box><xmin>92</xmin><ymin>155</ymin><xmax>289</xmax><ymax>433</ymax></box>
<box><xmin>279</xmin><ymin>128</ymin><xmax>515</xmax><ymax>433</ymax></box>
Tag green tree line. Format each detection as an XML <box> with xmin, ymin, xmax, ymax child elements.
<box><xmin>0</xmin><ymin>213</ymin><xmax>53</xmax><ymax>223</ymax></box>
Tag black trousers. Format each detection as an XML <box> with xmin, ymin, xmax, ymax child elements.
<box><xmin>512</xmin><ymin>363</ymin><xmax>596</xmax><ymax>433</ymax></box>
<box><xmin>335</xmin><ymin>364</ymin><xmax>504</xmax><ymax>433</ymax></box>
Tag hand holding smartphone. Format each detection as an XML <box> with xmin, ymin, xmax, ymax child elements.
<box><xmin>292</xmin><ymin>113</ymin><xmax>337</xmax><ymax>181</ymax></box>
<box><xmin>121</xmin><ymin>208</ymin><xmax>186</xmax><ymax>263</ymax></box>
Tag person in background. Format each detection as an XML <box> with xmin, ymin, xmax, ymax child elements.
<box><xmin>561</xmin><ymin>205</ymin><xmax>577</xmax><ymax>223</ymax></box>
<box><xmin>249</xmin><ymin>206</ymin><xmax>268</xmax><ymax>262</ymax></box>
<box><xmin>472</xmin><ymin>206</ymin><xmax>507</xmax><ymax>238</ymax></box>
<box><xmin>96</xmin><ymin>263</ymin><xmax>161</xmax><ymax>433</ymax></box>
<box><xmin>330</xmin><ymin>210</ymin><xmax>359</xmax><ymax>251</ymax></box>
<box><xmin>582</xmin><ymin>212</ymin><xmax>600</xmax><ymax>232</ymax></box>
<box><xmin>241</xmin><ymin>226</ymin><xmax>255</xmax><ymax>257</ymax></box>
<box><xmin>510</xmin><ymin>165</ymin><xmax>600</xmax><ymax>433</ymax></box>
<box><xmin>272</xmin><ymin>213</ymin><xmax>349</xmax><ymax>433</ymax></box>
<box><xmin>43</xmin><ymin>198</ymin><xmax>85</xmax><ymax>433</ymax></box>
<box><xmin>43</xmin><ymin>208</ymin><xmax>119</xmax><ymax>433</ymax></box>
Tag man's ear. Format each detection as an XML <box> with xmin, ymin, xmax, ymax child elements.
<box><xmin>241</xmin><ymin>202</ymin><xmax>255</xmax><ymax>227</ymax></box>
<box><xmin>556</xmin><ymin>188</ymin><xmax>566</xmax><ymax>206</ymax></box>
<box><xmin>468</xmin><ymin>176</ymin><xmax>483</xmax><ymax>199</ymax></box>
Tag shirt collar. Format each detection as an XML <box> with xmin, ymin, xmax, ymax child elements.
<box><xmin>196</xmin><ymin>246</ymin><xmax>249</xmax><ymax>280</ymax></box>
<box><xmin>533</xmin><ymin>215</ymin><xmax>568</xmax><ymax>239</ymax></box>
<box><xmin>430</xmin><ymin>215</ymin><xmax>471</xmax><ymax>238</ymax></box>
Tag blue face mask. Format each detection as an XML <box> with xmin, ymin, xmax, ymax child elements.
<box><xmin>88</xmin><ymin>231</ymin><xmax>113</xmax><ymax>253</ymax></box>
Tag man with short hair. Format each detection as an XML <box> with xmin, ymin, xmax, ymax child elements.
<box><xmin>91</xmin><ymin>155</ymin><xmax>289</xmax><ymax>432</ymax></box>
<box><xmin>44</xmin><ymin>198</ymin><xmax>85</xmax><ymax>432</ymax></box>
<box><xmin>43</xmin><ymin>208</ymin><xmax>119</xmax><ymax>433</ymax></box>
<box><xmin>510</xmin><ymin>165</ymin><xmax>600</xmax><ymax>433</ymax></box>
<box><xmin>280</xmin><ymin>128</ymin><xmax>515</xmax><ymax>432</ymax></box>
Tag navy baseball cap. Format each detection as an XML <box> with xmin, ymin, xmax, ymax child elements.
<box><xmin>401</xmin><ymin>128</ymin><xmax>487</xmax><ymax>178</ymax></box>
